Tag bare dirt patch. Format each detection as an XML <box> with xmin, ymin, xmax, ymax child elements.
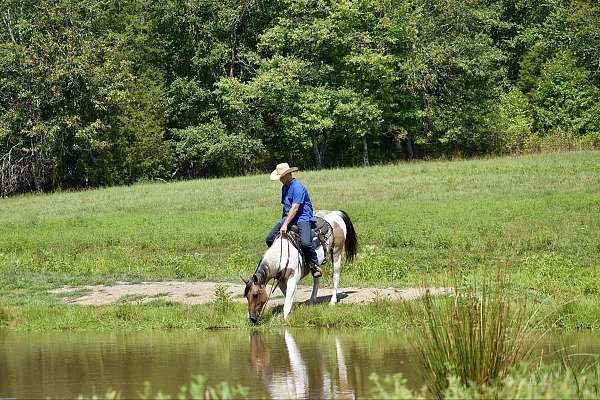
<box><xmin>50</xmin><ymin>281</ymin><xmax>451</xmax><ymax>305</ymax></box>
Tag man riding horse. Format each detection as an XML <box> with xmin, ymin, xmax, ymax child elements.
<box><xmin>265</xmin><ymin>163</ymin><xmax>323</xmax><ymax>278</ymax></box>
<box><xmin>245</xmin><ymin>164</ymin><xmax>357</xmax><ymax>320</ymax></box>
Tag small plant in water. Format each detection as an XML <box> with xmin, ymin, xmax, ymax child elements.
<box><xmin>405</xmin><ymin>274</ymin><xmax>543</xmax><ymax>398</ymax></box>
<box><xmin>78</xmin><ymin>375</ymin><xmax>249</xmax><ymax>399</ymax></box>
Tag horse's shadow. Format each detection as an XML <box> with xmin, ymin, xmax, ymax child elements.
<box><xmin>270</xmin><ymin>291</ymin><xmax>357</xmax><ymax>316</ymax></box>
<box><xmin>304</xmin><ymin>291</ymin><xmax>355</xmax><ymax>305</ymax></box>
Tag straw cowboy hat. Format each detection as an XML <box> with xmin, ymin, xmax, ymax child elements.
<box><xmin>270</xmin><ymin>162</ymin><xmax>299</xmax><ymax>180</ymax></box>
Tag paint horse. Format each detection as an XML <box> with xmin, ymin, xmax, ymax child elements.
<box><xmin>244</xmin><ymin>210</ymin><xmax>357</xmax><ymax>322</ymax></box>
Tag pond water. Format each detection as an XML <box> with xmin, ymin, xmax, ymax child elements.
<box><xmin>1</xmin><ymin>329</ymin><xmax>598</xmax><ymax>399</ymax></box>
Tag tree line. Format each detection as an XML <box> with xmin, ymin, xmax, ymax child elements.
<box><xmin>1</xmin><ymin>0</ymin><xmax>599</xmax><ymax>195</ymax></box>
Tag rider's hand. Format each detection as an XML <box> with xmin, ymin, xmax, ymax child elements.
<box><xmin>280</xmin><ymin>224</ymin><xmax>288</xmax><ymax>236</ymax></box>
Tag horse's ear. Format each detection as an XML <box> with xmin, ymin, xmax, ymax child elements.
<box><xmin>240</xmin><ymin>276</ymin><xmax>249</xmax><ymax>284</ymax></box>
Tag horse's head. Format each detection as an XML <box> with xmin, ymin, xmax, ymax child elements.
<box><xmin>243</xmin><ymin>276</ymin><xmax>268</xmax><ymax>323</ymax></box>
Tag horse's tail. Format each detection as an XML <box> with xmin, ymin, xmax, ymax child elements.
<box><xmin>337</xmin><ymin>210</ymin><xmax>358</xmax><ymax>263</ymax></box>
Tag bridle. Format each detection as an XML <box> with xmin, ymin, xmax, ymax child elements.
<box><xmin>256</xmin><ymin>233</ymin><xmax>302</xmax><ymax>319</ymax></box>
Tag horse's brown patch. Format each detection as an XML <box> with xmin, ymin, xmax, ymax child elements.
<box><xmin>331</xmin><ymin>221</ymin><xmax>345</xmax><ymax>257</ymax></box>
<box><xmin>280</xmin><ymin>267</ymin><xmax>295</xmax><ymax>281</ymax></box>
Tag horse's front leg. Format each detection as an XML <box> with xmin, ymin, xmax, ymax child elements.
<box><xmin>283</xmin><ymin>274</ymin><xmax>299</xmax><ymax>319</ymax></box>
<box><xmin>279</xmin><ymin>280</ymin><xmax>287</xmax><ymax>297</ymax></box>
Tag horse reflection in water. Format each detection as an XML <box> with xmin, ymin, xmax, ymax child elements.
<box><xmin>249</xmin><ymin>330</ymin><xmax>355</xmax><ymax>399</ymax></box>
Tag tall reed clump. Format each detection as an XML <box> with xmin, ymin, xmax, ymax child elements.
<box><xmin>405</xmin><ymin>275</ymin><xmax>543</xmax><ymax>398</ymax></box>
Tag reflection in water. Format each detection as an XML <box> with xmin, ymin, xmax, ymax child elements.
<box><xmin>275</xmin><ymin>331</ymin><xmax>309</xmax><ymax>399</ymax></box>
<box><xmin>250</xmin><ymin>330</ymin><xmax>375</xmax><ymax>399</ymax></box>
<box><xmin>1</xmin><ymin>329</ymin><xmax>598</xmax><ymax>399</ymax></box>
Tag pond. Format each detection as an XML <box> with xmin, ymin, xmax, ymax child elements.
<box><xmin>1</xmin><ymin>329</ymin><xmax>598</xmax><ymax>399</ymax></box>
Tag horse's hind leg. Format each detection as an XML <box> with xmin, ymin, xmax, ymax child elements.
<box><xmin>330</xmin><ymin>252</ymin><xmax>341</xmax><ymax>305</ymax></box>
<box><xmin>309</xmin><ymin>276</ymin><xmax>320</xmax><ymax>304</ymax></box>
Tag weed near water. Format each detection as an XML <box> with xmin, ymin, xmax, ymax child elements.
<box><xmin>404</xmin><ymin>274</ymin><xmax>544</xmax><ymax>397</ymax></box>
<box><xmin>369</xmin><ymin>363</ymin><xmax>600</xmax><ymax>399</ymax></box>
<box><xmin>77</xmin><ymin>362</ymin><xmax>600</xmax><ymax>399</ymax></box>
<box><xmin>78</xmin><ymin>375</ymin><xmax>249</xmax><ymax>400</ymax></box>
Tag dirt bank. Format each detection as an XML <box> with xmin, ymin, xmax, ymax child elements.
<box><xmin>50</xmin><ymin>281</ymin><xmax>451</xmax><ymax>306</ymax></box>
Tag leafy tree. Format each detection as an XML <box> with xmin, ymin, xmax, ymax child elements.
<box><xmin>173</xmin><ymin>118</ymin><xmax>264</xmax><ymax>177</ymax></box>
<box><xmin>534</xmin><ymin>51</ymin><xmax>600</xmax><ymax>136</ymax></box>
<box><xmin>1</xmin><ymin>0</ymin><xmax>599</xmax><ymax>195</ymax></box>
<box><xmin>401</xmin><ymin>0</ymin><xmax>508</xmax><ymax>155</ymax></box>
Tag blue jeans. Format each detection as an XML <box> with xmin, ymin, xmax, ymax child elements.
<box><xmin>266</xmin><ymin>220</ymin><xmax>319</xmax><ymax>266</ymax></box>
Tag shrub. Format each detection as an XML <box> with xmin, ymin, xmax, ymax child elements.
<box><xmin>492</xmin><ymin>87</ymin><xmax>534</xmax><ymax>153</ymax></box>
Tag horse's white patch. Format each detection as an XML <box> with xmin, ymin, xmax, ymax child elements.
<box><xmin>264</xmin><ymin>241</ymin><xmax>281</xmax><ymax>275</ymax></box>
<box><xmin>265</xmin><ymin>237</ymin><xmax>302</xmax><ymax>277</ymax></box>
<box><xmin>326</xmin><ymin>212</ymin><xmax>347</xmax><ymax>238</ymax></box>
<box><xmin>315</xmin><ymin>245</ymin><xmax>325</xmax><ymax>264</ymax></box>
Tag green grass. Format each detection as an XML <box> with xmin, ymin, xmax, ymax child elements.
<box><xmin>0</xmin><ymin>298</ymin><xmax>423</xmax><ymax>331</ymax></box>
<box><xmin>1</xmin><ymin>150</ymin><xmax>599</xmax><ymax>329</ymax></box>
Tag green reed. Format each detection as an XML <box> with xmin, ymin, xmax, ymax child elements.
<box><xmin>405</xmin><ymin>276</ymin><xmax>543</xmax><ymax>398</ymax></box>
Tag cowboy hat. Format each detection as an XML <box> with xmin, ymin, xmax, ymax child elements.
<box><xmin>270</xmin><ymin>163</ymin><xmax>299</xmax><ymax>180</ymax></box>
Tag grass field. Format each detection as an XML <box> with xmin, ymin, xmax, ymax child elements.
<box><xmin>1</xmin><ymin>150</ymin><xmax>599</xmax><ymax>330</ymax></box>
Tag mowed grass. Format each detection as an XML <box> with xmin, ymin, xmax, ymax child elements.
<box><xmin>1</xmin><ymin>151</ymin><xmax>599</xmax><ymax>328</ymax></box>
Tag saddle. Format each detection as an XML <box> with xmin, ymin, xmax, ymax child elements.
<box><xmin>287</xmin><ymin>217</ymin><xmax>332</xmax><ymax>264</ymax></box>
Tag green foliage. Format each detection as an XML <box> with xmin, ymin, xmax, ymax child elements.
<box><xmin>173</xmin><ymin>118</ymin><xmax>264</xmax><ymax>177</ymax></box>
<box><xmin>77</xmin><ymin>375</ymin><xmax>249</xmax><ymax>399</ymax></box>
<box><xmin>492</xmin><ymin>87</ymin><xmax>534</xmax><ymax>152</ymax></box>
<box><xmin>534</xmin><ymin>51</ymin><xmax>600</xmax><ymax>136</ymax></box>
<box><xmin>1</xmin><ymin>0</ymin><xmax>600</xmax><ymax>193</ymax></box>
<box><xmin>212</xmin><ymin>285</ymin><xmax>233</xmax><ymax>314</ymax></box>
<box><xmin>147</xmin><ymin>375</ymin><xmax>249</xmax><ymax>400</ymax></box>
<box><xmin>0</xmin><ymin>305</ymin><xmax>10</xmax><ymax>326</ymax></box>
<box><xmin>369</xmin><ymin>373</ymin><xmax>417</xmax><ymax>399</ymax></box>
<box><xmin>0</xmin><ymin>0</ymin><xmax>173</xmax><ymax>195</ymax></box>
<box><xmin>369</xmin><ymin>363</ymin><xmax>600</xmax><ymax>399</ymax></box>
<box><xmin>404</xmin><ymin>276</ymin><xmax>540</xmax><ymax>398</ymax></box>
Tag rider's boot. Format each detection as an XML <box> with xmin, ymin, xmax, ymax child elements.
<box><xmin>310</xmin><ymin>263</ymin><xmax>323</xmax><ymax>278</ymax></box>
